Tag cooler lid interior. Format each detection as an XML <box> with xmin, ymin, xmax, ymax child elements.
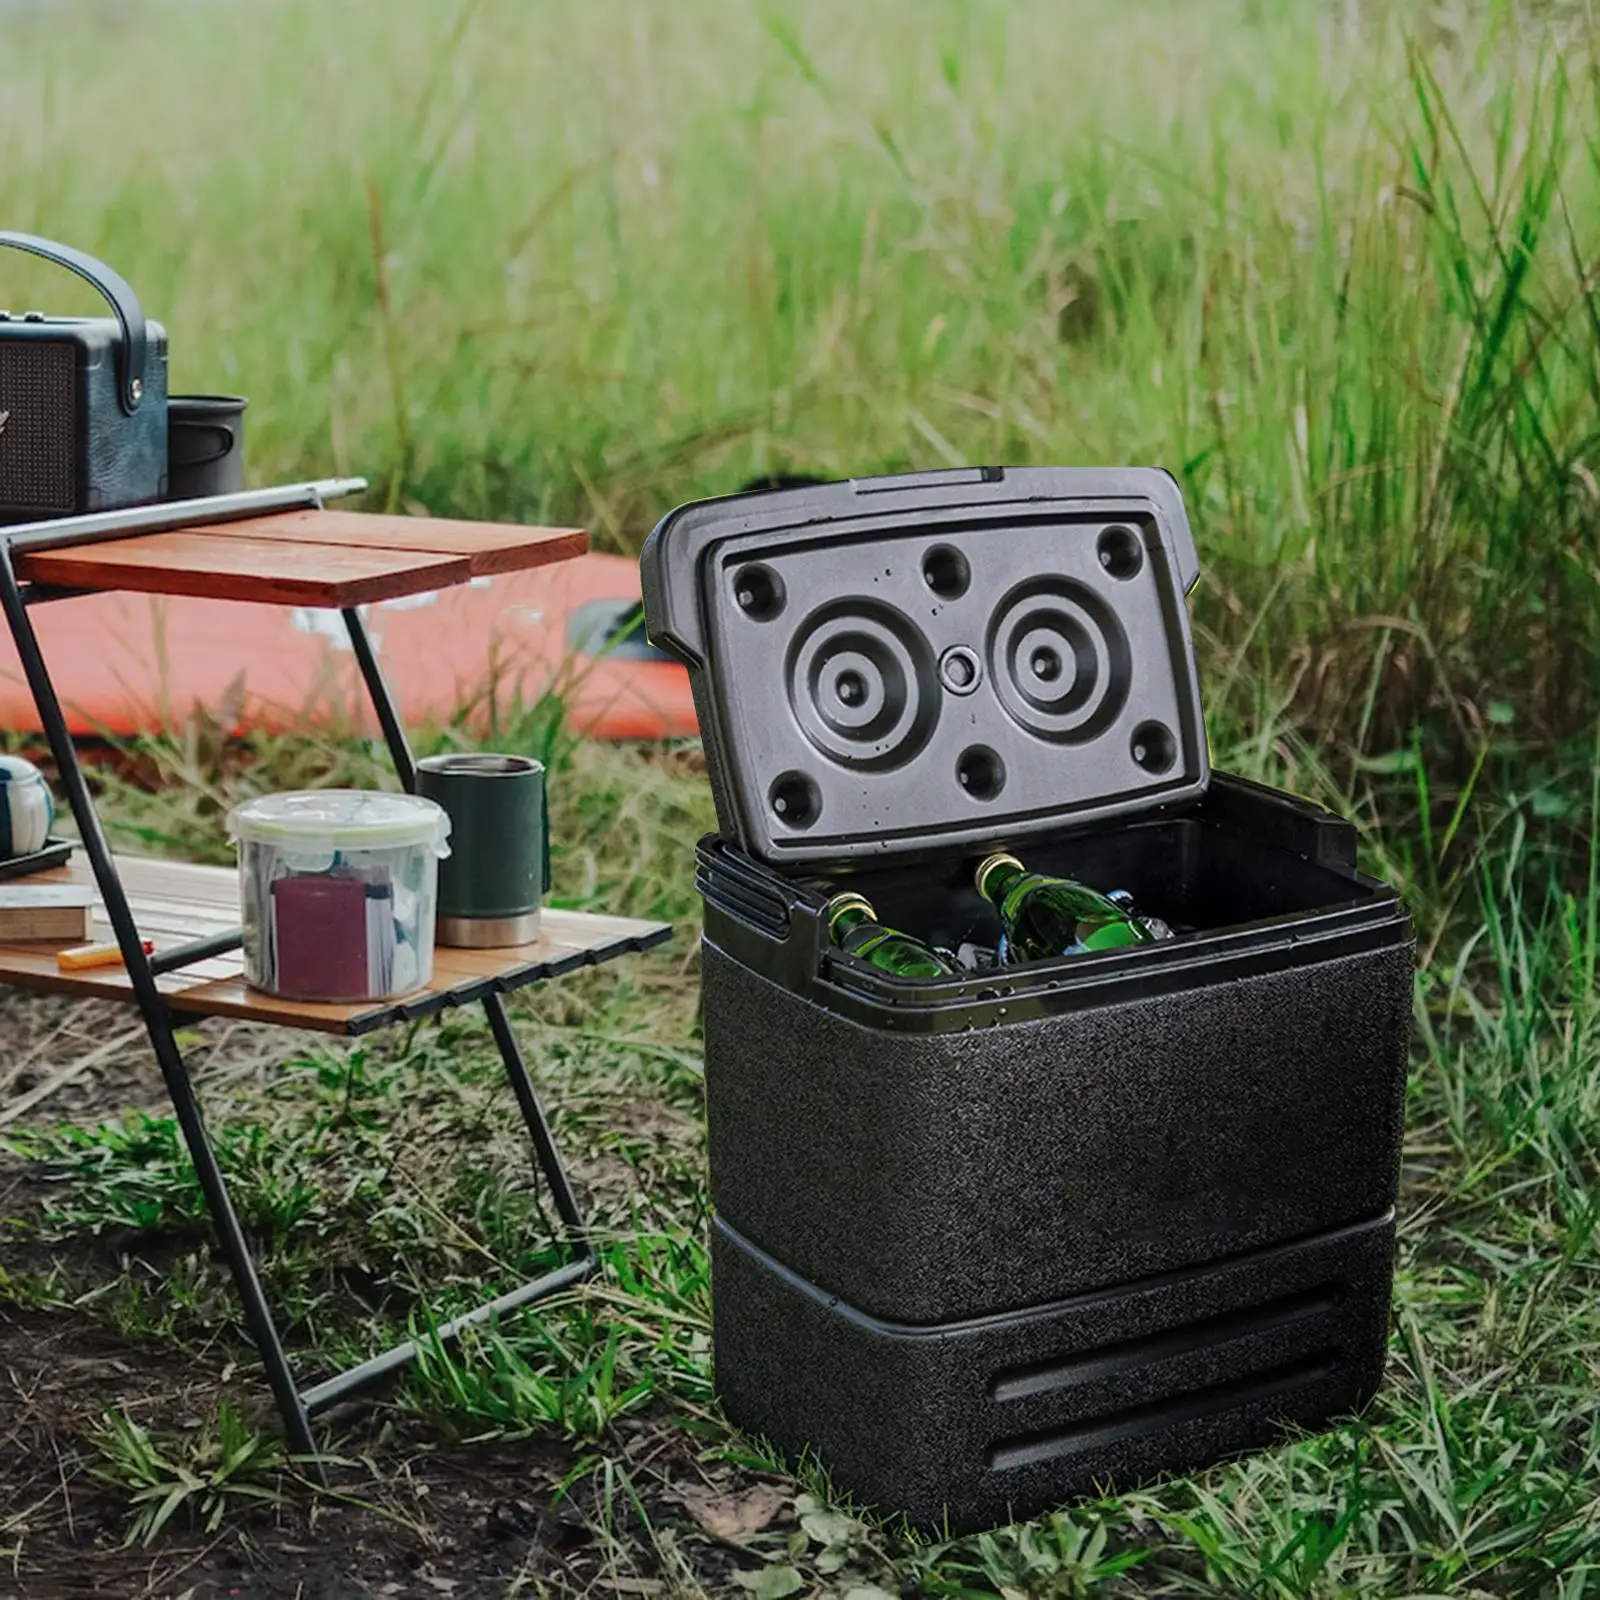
<box><xmin>640</xmin><ymin>466</ymin><xmax>1211</xmax><ymax>870</ymax></box>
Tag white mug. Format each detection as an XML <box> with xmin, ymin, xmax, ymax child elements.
<box><xmin>0</xmin><ymin>756</ymin><xmax>55</xmax><ymax>858</ymax></box>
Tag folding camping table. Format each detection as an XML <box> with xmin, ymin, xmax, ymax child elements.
<box><xmin>0</xmin><ymin>480</ymin><xmax>671</xmax><ymax>1455</ymax></box>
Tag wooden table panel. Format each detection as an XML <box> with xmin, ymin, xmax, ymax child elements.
<box><xmin>0</xmin><ymin>853</ymin><xmax>670</xmax><ymax>1036</ymax></box>
<box><xmin>17</xmin><ymin>532</ymin><xmax>473</xmax><ymax>609</ymax></box>
<box><xmin>13</xmin><ymin>508</ymin><xmax>591</xmax><ymax>606</ymax></box>
<box><xmin>201</xmin><ymin>510</ymin><xmax>589</xmax><ymax>577</ymax></box>
<box><xmin>116</xmin><ymin>855</ymin><xmax>241</xmax><ymax>908</ymax></box>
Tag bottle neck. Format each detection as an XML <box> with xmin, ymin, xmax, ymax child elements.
<box><xmin>976</xmin><ymin>854</ymin><xmax>1025</xmax><ymax>905</ymax></box>
<box><xmin>826</xmin><ymin>894</ymin><xmax>877</xmax><ymax>940</ymax></box>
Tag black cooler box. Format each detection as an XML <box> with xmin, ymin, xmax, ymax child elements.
<box><xmin>640</xmin><ymin>467</ymin><xmax>1413</xmax><ymax>1533</ymax></box>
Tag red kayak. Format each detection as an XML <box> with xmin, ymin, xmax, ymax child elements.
<box><xmin>0</xmin><ymin>553</ymin><xmax>699</xmax><ymax>743</ymax></box>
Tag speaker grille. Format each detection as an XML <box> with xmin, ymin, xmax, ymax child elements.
<box><xmin>0</xmin><ymin>341</ymin><xmax>77</xmax><ymax>515</ymax></box>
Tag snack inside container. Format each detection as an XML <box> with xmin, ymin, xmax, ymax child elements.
<box><xmin>228</xmin><ymin>790</ymin><xmax>451</xmax><ymax>1002</ymax></box>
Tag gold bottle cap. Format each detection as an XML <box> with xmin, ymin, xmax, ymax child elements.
<box><xmin>974</xmin><ymin>852</ymin><xmax>1023</xmax><ymax>900</ymax></box>
<box><xmin>824</xmin><ymin>891</ymin><xmax>876</xmax><ymax>933</ymax></box>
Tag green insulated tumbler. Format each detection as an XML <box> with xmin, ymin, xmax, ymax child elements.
<box><xmin>415</xmin><ymin>753</ymin><xmax>547</xmax><ymax>947</ymax></box>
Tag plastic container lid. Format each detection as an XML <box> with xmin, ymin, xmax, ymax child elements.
<box><xmin>228</xmin><ymin>789</ymin><xmax>451</xmax><ymax>855</ymax></box>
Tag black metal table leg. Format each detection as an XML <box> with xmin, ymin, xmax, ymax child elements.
<box><xmin>0</xmin><ymin>543</ymin><xmax>317</xmax><ymax>1460</ymax></box>
<box><xmin>336</xmin><ymin>599</ymin><xmax>599</xmax><ymax>1351</ymax></box>
<box><xmin>483</xmin><ymin>991</ymin><xmax>590</xmax><ymax>1244</ymax></box>
<box><xmin>342</xmin><ymin>605</ymin><xmax>416</xmax><ymax>792</ymax></box>
<box><xmin>291</xmin><ymin>990</ymin><xmax>596</xmax><ymax>1417</ymax></box>
<box><xmin>344</xmin><ymin>596</ymin><xmax>594</xmax><ymax>1237</ymax></box>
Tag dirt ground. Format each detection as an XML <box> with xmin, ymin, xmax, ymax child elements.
<box><xmin>2</xmin><ymin>1297</ymin><xmax>761</xmax><ymax>1600</ymax></box>
<box><xmin>0</xmin><ymin>993</ymin><xmax>793</xmax><ymax>1600</ymax></box>
<box><xmin>4</xmin><ymin>1302</ymin><xmax>618</xmax><ymax>1599</ymax></box>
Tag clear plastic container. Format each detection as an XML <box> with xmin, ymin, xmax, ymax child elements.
<box><xmin>228</xmin><ymin>790</ymin><xmax>452</xmax><ymax>1002</ymax></box>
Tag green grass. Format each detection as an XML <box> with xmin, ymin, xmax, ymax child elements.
<box><xmin>2</xmin><ymin>0</ymin><xmax>1598</xmax><ymax>752</ymax></box>
<box><xmin>0</xmin><ymin>0</ymin><xmax>1598</xmax><ymax>1594</ymax></box>
<box><xmin>89</xmin><ymin>1401</ymin><xmax>289</xmax><ymax>1547</ymax></box>
<box><xmin>2</xmin><ymin>724</ymin><xmax>1594</xmax><ymax>1596</ymax></box>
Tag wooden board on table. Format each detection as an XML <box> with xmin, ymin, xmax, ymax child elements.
<box><xmin>0</xmin><ymin>854</ymin><xmax>671</xmax><ymax>1036</ymax></box>
<box><xmin>14</xmin><ymin>509</ymin><xmax>591</xmax><ymax>606</ymax></box>
<box><xmin>200</xmin><ymin>511</ymin><xmax>589</xmax><ymax>578</ymax></box>
<box><xmin>16</xmin><ymin>532</ymin><xmax>473</xmax><ymax>609</ymax></box>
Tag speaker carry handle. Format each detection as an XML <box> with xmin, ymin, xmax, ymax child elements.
<box><xmin>0</xmin><ymin>232</ymin><xmax>150</xmax><ymax>415</ymax></box>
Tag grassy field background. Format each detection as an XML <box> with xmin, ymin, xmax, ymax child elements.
<box><xmin>2</xmin><ymin>0</ymin><xmax>1598</xmax><ymax>751</ymax></box>
<box><xmin>0</xmin><ymin>0</ymin><xmax>1598</xmax><ymax>1595</ymax></box>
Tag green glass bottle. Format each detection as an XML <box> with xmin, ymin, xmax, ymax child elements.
<box><xmin>825</xmin><ymin>892</ymin><xmax>960</xmax><ymax>979</ymax></box>
<box><xmin>974</xmin><ymin>852</ymin><xmax>1153</xmax><ymax>962</ymax></box>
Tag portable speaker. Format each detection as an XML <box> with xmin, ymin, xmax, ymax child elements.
<box><xmin>0</xmin><ymin>232</ymin><xmax>168</xmax><ymax>523</ymax></box>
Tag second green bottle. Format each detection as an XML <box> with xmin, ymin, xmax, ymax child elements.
<box><xmin>975</xmin><ymin>852</ymin><xmax>1153</xmax><ymax>963</ymax></box>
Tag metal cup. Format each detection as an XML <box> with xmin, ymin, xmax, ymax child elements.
<box><xmin>415</xmin><ymin>753</ymin><xmax>546</xmax><ymax>947</ymax></box>
<box><xmin>167</xmin><ymin>394</ymin><xmax>247</xmax><ymax>499</ymax></box>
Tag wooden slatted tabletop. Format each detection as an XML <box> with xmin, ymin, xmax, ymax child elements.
<box><xmin>15</xmin><ymin>510</ymin><xmax>588</xmax><ymax>608</ymax></box>
<box><xmin>0</xmin><ymin>853</ymin><xmax>670</xmax><ymax>1036</ymax></box>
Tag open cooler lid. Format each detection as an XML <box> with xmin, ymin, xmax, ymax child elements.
<box><xmin>640</xmin><ymin>466</ymin><xmax>1210</xmax><ymax>869</ymax></box>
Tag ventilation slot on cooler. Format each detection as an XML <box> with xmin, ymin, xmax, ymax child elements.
<box><xmin>986</xmin><ymin>1350</ymin><xmax>1341</xmax><ymax>1472</ymax></box>
<box><xmin>989</xmin><ymin>1281</ymin><xmax>1344</xmax><ymax>1404</ymax></box>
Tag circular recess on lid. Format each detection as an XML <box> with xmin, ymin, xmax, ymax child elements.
<box><xmin>922</xmin><ymin>543</ymin><xmax>971</xmax><ymax>600</ymax></box>
<box><xmin>1096</xmin><ymin>524</ymin><xmax>1144</xmax><ymax>580</ymax></box>
<box><xmin>956</xmin><ymin>745</ymin><xmax>1006</xmax><ymax>801</ymax></box>
<box><xmin>787</xmin><ymin>600</ymin><xmax>938</xmax><ymax>771</ymax></box>
<box><xmin>987</xmin><ymin>578</ymin><xmax>1130</xmax><ymax>744</ymax></box>
<box><xmin>1029</xmin><ymin>642</ymin><xmax>1064</xmax><ymax>683</ymax></box>
<box><xmin>1130</xmin><ymin>720</ymin><xmax>1177</xmax><ymax>774</ymax></box>
<box><xmin>768</xmin><ymin>770</ymin><xmax>822</xmax><ymax>828</ymax></box>
<box><xmin>732</xmin><ymin>563</ymin><xmax>786</xmax><ymax>621</ymax></box>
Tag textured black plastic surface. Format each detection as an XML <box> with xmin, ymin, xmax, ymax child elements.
<box><xmin>713</xmin><ymin>1211</ymin><xmax>1396</xmax><ymax>1533</ymax></box>
<box><xmin>697</xmin><ymin>775</ymin><xmax>1412</xmax><ymax>1523</ymax></box>
<box><xmin>701</xmin><ymin>782</ymin><xmax>1412</xmax><ymax>1324</ymax></box>
<box><xmin>641</xmin><ymin>467</ymin><xmax>1209</xmax><ymax>868</ymax></box>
